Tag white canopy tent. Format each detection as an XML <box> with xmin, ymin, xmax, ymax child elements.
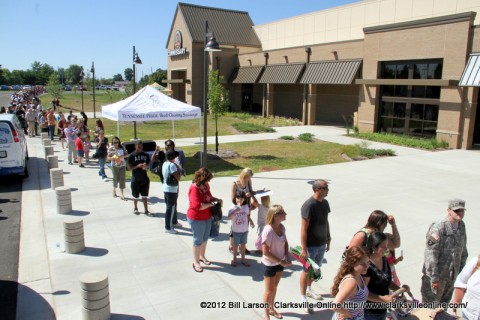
<box><xmin>101</xmin><ymin>85</ymin><xmax>201</xmax><ymax>141</ymax></box>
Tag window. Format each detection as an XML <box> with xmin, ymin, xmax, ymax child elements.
<box><xmin>378</xmin><ymin>59</ymin><xmax>442</xmax><ymax>137</ymax></box>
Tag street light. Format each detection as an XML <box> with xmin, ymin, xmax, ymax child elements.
<box><xmin>80</xmin><ymin>69</ymin><xmax>85</xmax><ymax>112</ymax></box>
<box><xmin>90</xmin><ymin>62</ymin><xmax>96</xmax><ymax>118</ymax></box>
<box><xmin>202</xmin><ymin>20</ymin><xmax>221</xmax><ymax>169</ymax></box>
<box><xmin>132</xmin><ymin>45</ymin><xmax>142</xmax><ymax>140</ymax></box>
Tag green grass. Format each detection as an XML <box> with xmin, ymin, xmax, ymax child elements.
<box><xmin>342</xmin><ymin>142</ymin><xmax>396</xmax><ymax>159</ymax></box>
<box><xmin>350</xmin><ymin>132</ymin><xmax>448</xmax><ymax>150</ymax></box>
<box><xmin>137</xmin><ymin>139</ymin><xmax>349</xmax><ymax>182</ymax></box>
<box><xmin>232</xmin><ymin>122</ymin><xmax>276</xmax><ymax>133</ymax></box>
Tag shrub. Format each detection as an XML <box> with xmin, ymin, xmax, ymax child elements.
<box><xmin>298</xmin><ymin>133</ymin><xmax>315</xmax><ymax>142</ymax></box>
<box><xmin>342</xmin><ymin>142</ymin><xmax>395</xmax><ymax>159</ymax></box>
<box><xmin>279</xmin><ymin>135</ymin><xmax>295</xmax><ymax>140</ymax></box>
<box><xmin>352</xmin><ymin>132</ymin><xmax>449</xmax><ymax>150</ymax></box>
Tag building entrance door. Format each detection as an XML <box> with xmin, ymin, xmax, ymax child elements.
<box><xmin>171</xmin><ymin>70</ymin><xmax>186</xmax><ymax>103</ymax></box>
<box><xmin>242</xmin><ymin>84</ymin><xmax>253</xmax><ymax>112</ymax></box>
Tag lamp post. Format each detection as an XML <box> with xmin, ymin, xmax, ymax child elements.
<box><xmin>90</xmin><ymin>62</ymin><xmax>96</xmax><ymax>118</ymax></box>
<box><xmin>80</xmin><ymin>69</ymin><xmax>85</xmax><ymax>112</ymax></box>
<box><xmin>202</xmin><ymin>20</ymin><xmax>221</xmax><ymax>169</ymax></box>
<box><xmin>132</xmin><ymin>45</ymin><xmax>142</xmax><ymax>140</ymax></box>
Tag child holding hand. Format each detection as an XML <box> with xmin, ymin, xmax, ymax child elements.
<box><xmin>228</xmin><ymin>191</ymin><xmax>254</xmax><ymax>267</ymax></box>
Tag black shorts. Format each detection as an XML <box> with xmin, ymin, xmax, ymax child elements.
<box><xmin>131</xmin><ymin>180</ymin><xmax>150</xmax><ymax>198</ymax></box>
<box><xmin>264</xmin><ymin>264</ymin><xmax>284</xmax><ymax>277</ymax></box>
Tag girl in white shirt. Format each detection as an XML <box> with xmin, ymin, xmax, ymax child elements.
<box><xmin>228</xmin><ymin>192</ymin><xmax>254</xmax><ymax>267</ymax></box>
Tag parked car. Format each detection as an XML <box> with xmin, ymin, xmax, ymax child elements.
<box><xmin>0</xmin><ymin>85</ymin><xmax>9</xmax><ymax>90</ymax></box>
<box><xmin>0</xmin><ymin>114</ymin><xmax>29</xmax><ymax>178</ymax></box>
<box><xmin>64</xmin><ymin>85</ymin><xmax>72</xmax><ymax>91</ymax></box>
<box><xmin>22</xmin><ymin>85</ymin><xmax>32</xmax><ymax>90</ymax></box>
<box><xmin>12</xmin><ymin>85</ymin><xmax>21</xmax><ymax>90</ymax></box>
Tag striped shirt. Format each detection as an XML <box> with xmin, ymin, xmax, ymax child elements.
<box><xmin>334</xmin><ymin>275</ymin><xmax>369</xmax><ymax>320</ymax></box>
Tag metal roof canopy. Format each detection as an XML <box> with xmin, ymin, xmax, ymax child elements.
<box><xmin>258</xmin><ymin>64</ymin><xmax>305</xmax><ymax>84</ymax></box>
<box><xmin>229</xmin><ymin>66</ymin><xmax>264</xmax><ymax>83</ymax></box>
<box><xmin>300</xmin><ymin>59</ymin><xmax>362</xmax><ymax>85</ymax></box>
<box><xmin>459</xmin><ymin>53</ymin><xmax>480</xmax><ymax>87</ymax></box>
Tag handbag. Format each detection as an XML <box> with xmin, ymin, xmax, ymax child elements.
<box><xmin>211</xmin><ymin>202</ymin><xmax>223</xmax><ymax>221</ymax></box>
<box><xmin>209</xmin><ymin>219</ymin><xmax>220</xmax><ymax>238</ymax></box>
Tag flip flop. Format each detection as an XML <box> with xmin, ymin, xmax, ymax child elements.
<box><xmin>192</xmin><ymin>263</ymin><xmax>203</xmax><ymax>273</ymax></box>
<box><xmin>269</xmin><ymin>310</ymin><xmax>283</xmax><ymax>319</ymax></box>
<box><xmin>200</xmin><ymin>258</ymin><xmax>211</xmax><ymax>265</ymax></box>
<box><xmin>241</xmin><ymin>261</ymin><xmax>251</xmax><ymax>267</ymax></box>
<box><xmin>231</xmin><ymin>260</ymin><xmax>237</xmax><ymax>267</ymax></box>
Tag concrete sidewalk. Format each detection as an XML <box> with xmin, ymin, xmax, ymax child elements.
<box><xmin>16</xmin><ymin>126</ymin><xmax>480</xmax><ymax>319</ymax></box>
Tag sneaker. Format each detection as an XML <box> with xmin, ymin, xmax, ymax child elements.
<box><xmin>173</xmin><ymin>222</ymin><xmax>182</xmax><ymax>228</ymax></box>
<box><xmin>103</xmin><ymin>177</ymin><xmax>108</xmax><ymax>182</ymax></box>
<box><xmin>145</xmin><ymin>211</ymin><xmax>153</xmax><ymax>217</ymax></box>
<box><xmin>68</xmin><ymin>162</ymin><xmax>73</xmax><ymax>165</ymax></box>
<box><xmin>165</xmin><ymin>229</ymin><xmax>178</xmax><ymax>234</ymax></box>
<box><xmin>306</xmin><ymin>291</ymin><xmax>323</xmax><ymax>300</ymax></box>
<box><xmin>133</xmin><ymin>209</ymin><xmax>140</xmax><ymax>215</ymax></box>
<box><xmin>79</xmin><ymin>164</ymin><xmax>85</xmax><ymax>168</ymax></box>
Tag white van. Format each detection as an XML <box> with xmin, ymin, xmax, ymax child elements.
<box><xmin>0</xmin><ymin>114</ymin><xmax>29</xmax><ymax>178</ymax></box>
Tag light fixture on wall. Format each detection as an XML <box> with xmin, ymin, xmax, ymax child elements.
<box><xmin>247</xmin><ymin>59</ymin><xmax>252</xmax><ymax>66</ymax></box>
<box><xmin>331</xmin><ymin>50</ymin><xmax>338</xmax><ymax>60</ymax></box>
<box><xmin>283</xmin><ymin>55</ymin><xmax>288</xmax><ymax>63</ymax></box>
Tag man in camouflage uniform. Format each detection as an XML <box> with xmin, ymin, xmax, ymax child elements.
<box><xmin>421</xmin><ymin>199</ymin><xmax>468</xmax><ymax>304</ymax></box>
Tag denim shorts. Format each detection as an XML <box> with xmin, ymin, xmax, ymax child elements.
<box><xmin>232</xmin><ymin>231</ymin><xmax>248</xmax><ymax>245</ymax></box>
<box><xmin>77</xmin><ymin>150</ymin><xmax>85</xmax><ymax>157</ymax></box>
<box><xmin>188</xmin><ymin>218</ymin><xmax>212</xmax><ymax>247</ymax></box>
<box><xmin>302</xmin><ymin>244</ymin><xmax>326</xmax><ymax>272</ymax></box>
<box><xmin>364</xmin><ymin>311</ymin><xmax>387</xmax><ymax>320</ymax></box>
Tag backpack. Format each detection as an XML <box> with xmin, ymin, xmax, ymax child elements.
<box><xmin>149</xmin><ymin>150</ymin><xmax>166</xmax><ymax>182</ymax></box>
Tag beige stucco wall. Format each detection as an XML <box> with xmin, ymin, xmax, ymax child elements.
<box><xmin>358</xmin><ymin>18</ymin><xmax>474</xmax><ymax>148</ymax></box>
<box><xmin>254</xmin><ymin>0</ymin><xmax>480</xmax><ymax>51</ymax></box>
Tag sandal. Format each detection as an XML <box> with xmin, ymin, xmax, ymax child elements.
<box><xmin>230</xmin><ymin>260</ymin><xmax>237</xmax><ymax>267</ymax></box>
<box><xmin>133</xmin><ymin>209</ymin><xmax>140</xmax><ymax>215</ymax></box>
<box><xmin>200</xmin><ymin>258</ymin><xmax>211</xmax><ymax>265</ymax></box>
<box><xmin>192</xmin><ymin>263</ymin><xmax>203</xmax><ymax>273</ymax></box>
<box><xmin>269</xmin><ymin>309</ymin><xmax>283</xmax><ymax>319</ymax></box>
<box><xmin>241</xmin><ymin>260</ymin><xmax>251</xmax><ymax>267</ymax></box>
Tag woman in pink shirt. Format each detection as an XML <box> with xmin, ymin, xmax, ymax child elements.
<box><xmin>261</xmin><ymin>205</ymin><xmax>291</xmax><ymax>320</ymax></box>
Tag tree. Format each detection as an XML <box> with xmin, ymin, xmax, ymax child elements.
<box><xmin>113</xmin><ymin>74</ymin><xmax>123</xmax><ymax>81</ymax></box>
<box><xmin>65</xmin><ymin>64</ymin><xmax>83</xmax><ymax>84</ymax></box>
<box><xmin>47</xmin><ymin>73</ymin><xmax>63</xmax><ymax>100</ymax></box>
<box><xmin>124</xmin><ymin>68</ymin><xmax>133</xmax><ymax>81</ymax></box>
<box><xmin>208</xmin><ymin>70</ymin><xmax>230</xmax><ymax>153</ymax></box>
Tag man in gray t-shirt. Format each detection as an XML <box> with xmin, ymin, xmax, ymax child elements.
<box><xmin>299</xmin><ymin>179</ymin><xmax>331</xmax><ymax>313</ymax></box>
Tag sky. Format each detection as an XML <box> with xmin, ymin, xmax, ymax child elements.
<box><xmin>0</xmin><ymin>0</ymin><xmax>359</xmax><ymax>80</ymax></box>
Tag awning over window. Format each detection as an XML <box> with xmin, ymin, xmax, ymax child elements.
<box><xmin>258</xmin><ymin>64</ymin><xmax>305</xmax><ymax>84</ymax></box>
<box><xmin>229</xmin><ymin>66</ymin><xmax>264</xmax><ymax>83</ymax></box>
<box><xmin>300</xmin><ymin>59</ymin><xmax>362</xmax><ymax>84</ymax></box>
<box><xmin>459</xmin><ymin>53</ymin><xmax>480</xmax><ymax>87</ymax></box>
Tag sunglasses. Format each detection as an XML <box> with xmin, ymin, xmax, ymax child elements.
<box><xmin>317</xmin><ymin>186</ymin><xmax>329</xmax><ymax>190</ymax></box>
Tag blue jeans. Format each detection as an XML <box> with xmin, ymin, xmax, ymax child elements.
<box><xmin>164</xmin><ymin>192</ymin><xmax>178</xmax><ymax>230</ymax></box>
<box><xmin>188</xmin><ymin>218</ymin><xmax>212</xmax><ymax>246</ymax></box>
<box><xmin>302</xmin><ymin>244</ymin><xmax>326</xmax><ymax>271</ymax></box>
<box><xmin>98</xmin><ymin>157</ymin><xmax>107</xmax><ymax>178</ymax></box>
<box><xmin>48</xmin><ymin>125</ymin><xmax>55</xmax><ymax>140</ymax></box>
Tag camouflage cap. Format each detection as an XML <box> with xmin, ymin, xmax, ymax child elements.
<box><xmin>448</xmin><ymin>199</ymin><xmax>466</xmax><ymax>211</ymax></box>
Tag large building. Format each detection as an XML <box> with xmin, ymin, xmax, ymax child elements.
<box><xmin>165</xmin><ymin>0</ymin><xmax>480</xmax><ymax>149</ymax></box>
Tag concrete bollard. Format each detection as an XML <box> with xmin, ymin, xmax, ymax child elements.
<box><xmin>47</xmin><ymin>155</ymin><xmax>58</xmax><ymax>170</ymax></box>
<box><xmin>44</xmin><ymin>146</ymin><xmax>54</xmax><ymax>160</ymax></box>
<box><xmin>43</xmin><ymin>139</ymin><xmax>51</xmax><ymax>146</ymax></box>
<box><xmin>41</xmin><ymin>133</ymin><xmax>48</xmax><ymax>141</ymax></box>
<box><xmin>64</xmin><ymin>218</ymin><xmax>85</xmax><ymax>254</ymax></box>
<box><xmin>55</xmin><ymin>186</ymin><xmax>72</xmax><ymax>214</ymax></box>
<box><xmin>50</xmin><ymin>168</ymin><xmax>64</xmax><ymax>190</ymax></box>
<box><xmin>79</xmin><ymin>271</ymin><xmax>110</xmax><ymax>320</ymax></box>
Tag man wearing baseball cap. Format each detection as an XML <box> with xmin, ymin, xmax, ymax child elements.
<box><xmin>421</xmin><ymin>199</ymin><xmax>468</xmax><ymax>305</ymax></box>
